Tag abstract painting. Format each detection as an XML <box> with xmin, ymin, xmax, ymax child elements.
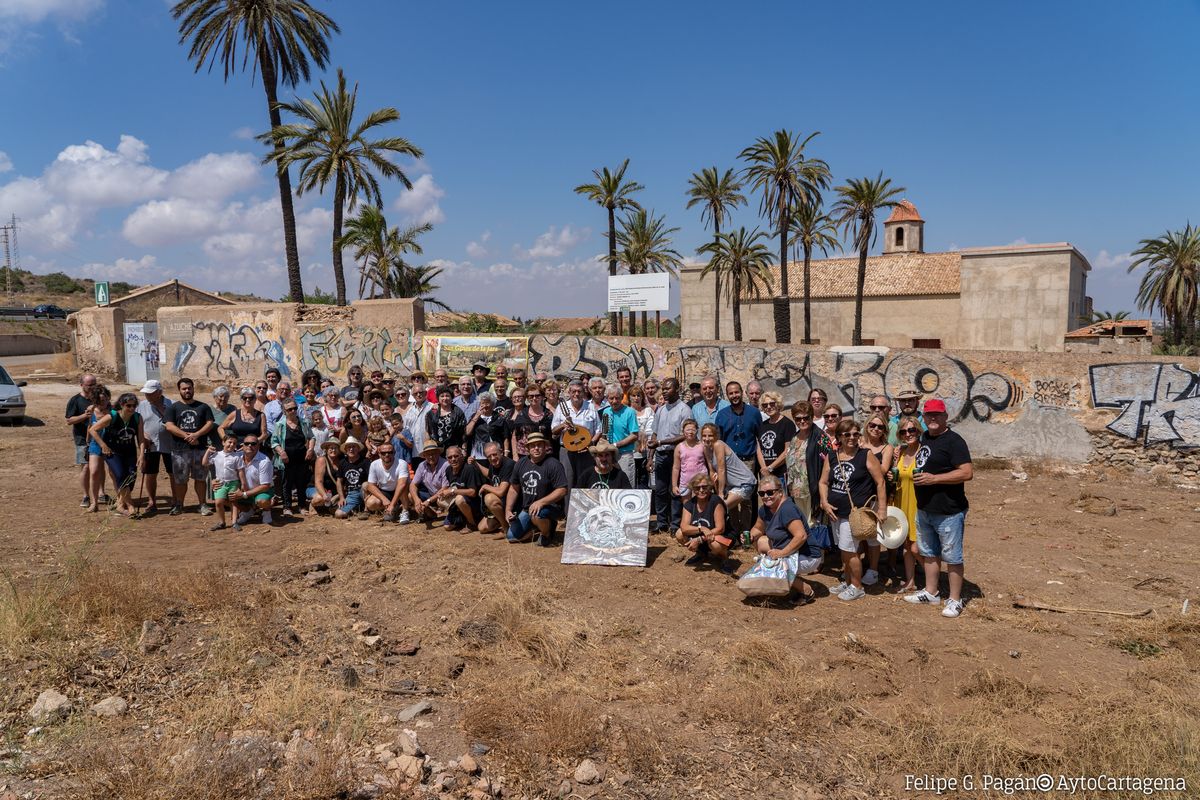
<box><xmin>562</xmin><ymin>489</ymin><xmax>651</xmax><ymax>567</ymax></box>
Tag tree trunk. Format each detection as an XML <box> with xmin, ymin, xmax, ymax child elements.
<box><xmin>733</xmin><ymin>273</ymin><xmax>743</xmax><ymax>341</ymax></box>
<box><xmin>608</xmin><ymin>205</ymin><xmax>618</xmax><ymax>335</ymax></box>
<box><xmin>773</xmin><ymin>206</ymin><xmax>791</xmax><ymax>343</ymax></box>
<box><xmin>852</xmin><ymin>222</ymin><xmax>869</xmax><ymax>346</ymax></box>
<box><xmin>712</xmin><ymin>224</ymin><xmax>721</xmax><ymax>341</ymax></box>
<box><xmin>332</xmin><ymin>171</ymin><xmax>348</xmax><ymax>306</ymax></box>
<box><xmin>803</xmin><ymin>242</ymin><xmax>813</xmax><ymax>344</ymax></box>
<box><xmin>655</xmin><ymin>310</ymin><xmax>661</xmax><ymax>337</ymax></box>
<box><xmin>641</xmin><ymin>309</ymin><xmax>648</xmax><ymax>337</ymax></box>
<box><xmin>259</xmin><ymin>48</ymin><xmax>304</xmax><ymax>305</ymax></box>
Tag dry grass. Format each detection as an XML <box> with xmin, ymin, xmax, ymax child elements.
<box><xmin>955</xmin><ymin>668</ymin><xmax>1048</xmax><ymax>705</ymax></box>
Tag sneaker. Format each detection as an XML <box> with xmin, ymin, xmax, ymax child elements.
<box><xmin>199</xmin><ymin>504</ymin><xmax>214</xmax><ymax>516</ymax></box>
<box><xmin>829</xmin><ymin>580</ymin><xmax>851</xmax><ymax>596</ymax></box>
<box><xmin>685</xmin><ymin>553</ymin><xmax>706</xmax><ymax>566</ymax></box>
<box><xmin>169</xmin><ymin>504</ymin><xmax>183</xmax><ymax>516</ymax></box>
<box><xmin>99</xmin><ymin>494</ymin><xmax>112</xmax><ymax>505</ymax></box>
<box><xmin>862</xmin><ymin>569</ymin><xmax>879</xmax><ymax>586</ymax></box>
<box><xmin>904</xmin><ymin>589</ymin><xmax>941</xmax><ymax>605</ymax></box>
<box><xmin>80</xmin><ymin>496</ymin><xmax>91</xmax><ymax>508</ymax></box>
<box><xmin>838</xmin><ymin>585</ymin><xmax>866</xmax><ymax>602</ymax></box>
<box><xmin>941</xmin><ymin>598</ymin><xmax>964</xmax><ymax>618</ymax></box>
<box><xmin>232</xmin><ymin>521</ymin><xmax>242</xmax><ymax>532</ymax></box>
<box><xmin>382</xmin><ymin>512</ymin><xmax>396</xmax><ymax>523</ymax></box>
<box><xmin>398</xmin><ymin>510</ymin><xmax>410</xmax><ymax>524</ymax></box>
<box><xmin>236</xmin><ymin>511</ymin><xmax>254</xmax><ymax>526</ymax></box>
<box><xmin>209</xmin><ymin>522</ymin><xmax>226</xmax><ymax>532</ymax></box>
<box><xmin>261</xmin><ymin>511</ymin><xmax>273</xmax><ymax>526</ymax></box>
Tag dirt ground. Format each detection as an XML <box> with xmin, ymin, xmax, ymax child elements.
<box><xmin>1</xmin><ymin>382</ymin><xmax>1197</xmax><ymax>800</ymax></box>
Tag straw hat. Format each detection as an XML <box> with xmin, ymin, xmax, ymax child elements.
<box><xmin>588</xmin><ymin>439</ymin><xmax>617</xmax><ymax>456</ymax></box>
<box><xmin>420</xmin><ymin>442</ymin><xmax>444</xmax><ymax>457</ymax></box>
<box><xmin>341</xmin><ymin>436</ymin><xmax>364</xmax><ymax>453</ymax></box>
<box><xmin>320</xmin><ymin>439</ymin><xmax>340</xmax><ymax>453</ymax></box>
<box><xmin>525</xmin><ymin>432</ymin><xmax>550</xmax><ymax>446</ymax></box>
<box><xmin>876</xmin><ymin>506</ymin><xmax>909</xmax><ymax>549</ymax></box>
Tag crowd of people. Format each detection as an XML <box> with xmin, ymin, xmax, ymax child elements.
<box><xmin>66</xmin><ymin>360</ymin><xmax>973</xmax><ymax>618</ymax></box>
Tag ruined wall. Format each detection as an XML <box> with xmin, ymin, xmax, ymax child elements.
<box><xmin>68</xmin><ymin>306</ymin><xmax>125</xmax><ymax>378</ymax></box>
<box><xmin>115</xmin><ymin>282</ymin><xmax>234</xmax><ymax>322</ymax></box>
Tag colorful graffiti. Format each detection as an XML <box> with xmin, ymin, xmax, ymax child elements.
<box><xmin>172</xmin><ymin>321</ymin><xmax>289</xmax><ymax>380</ymax></box>
<box><xmin>298</xmin><ymin>326</ymin><xmax>418</xmax><ymax>377</ymax></box>
<box><xmin>1090</xmin><ymin>362</ymin><xmax>1200</xmax><ymax>448</ymax></box>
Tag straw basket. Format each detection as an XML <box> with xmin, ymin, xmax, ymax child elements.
<box><xmin>848</xmin><ymin>494</ymin><xmax>880</xmax><ymax>541</ymax></box>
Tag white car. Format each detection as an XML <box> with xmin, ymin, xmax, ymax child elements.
<box><xmin>0</xmin><ymin>364</ymin><xmax>27</xmax><ymax>424</ymax></box>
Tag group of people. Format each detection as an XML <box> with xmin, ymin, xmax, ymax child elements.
<box><xmin>66</xmin><ymin>359</ymin><xmax>972</xmax><ymax>618</ymax></box>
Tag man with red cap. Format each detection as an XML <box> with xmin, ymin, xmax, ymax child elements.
<box><xmin>903</xmin><ymin>397</ymin><xmax>973</xmax><ymax>618</ymax></box>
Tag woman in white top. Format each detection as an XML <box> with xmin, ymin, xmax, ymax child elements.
<box><xmin>630</xmin><ymin>384</ymin><xmax>653</xmax><ymax>489</ymax></box>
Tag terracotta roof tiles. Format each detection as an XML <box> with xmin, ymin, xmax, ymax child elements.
<box><xmin>885</xmin><ymin>200</ymin><xmax>923</xmax><ymax>224</ymax></box>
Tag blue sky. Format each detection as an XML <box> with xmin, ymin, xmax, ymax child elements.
<box><xmin>0</xmin><ymin>0</ymin><xmax>1196</xmax><ymax>319</ymax></box>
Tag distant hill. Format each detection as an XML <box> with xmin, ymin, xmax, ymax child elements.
<box><xmin>0</xmin><ymin>266</ymin><xmax>138</xmax><ymax>307</ymax></box>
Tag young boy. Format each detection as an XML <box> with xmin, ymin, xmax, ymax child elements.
<box><xmin>204</xmin><ymin>435</ymin><xmax>244</xmax><ymax>532</ymax></box>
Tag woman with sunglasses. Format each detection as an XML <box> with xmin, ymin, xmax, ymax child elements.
<box><xmin>821</xmin><ymin>404</ymin><xmax>844</xmax><ymax>448</ymax></box>
<box><xmin>808</xmin><ymin>389</ymin><xmax>829</xmax><ymax>430</ymax></box>
<box><xmin>253</xmin><ymin>381</ymin><xmax>270</xmax><ymax>412</ymax></box>
<box><xmin>88</xmin><ymin>391</ymin><xmax>146</xmax><ymax>516</ymax></box>
<box><xmin>676</xmin><ymin>473</ymin><xmax>731</xmax><ymax>570</ymax></box>
<box><xmin>862</xmin><ymin>413</ymin><xmax>894</xmax><ymax>473</ymax></box>
<box><xmin>510</xmin><ymin>384</ymin><xmax>551</xmax><ymax>460</ymax></box>
<box><xmin>700</xmin><ymin>422</ymin><xmax>757</xmax><ymax>519</ymax></box>
<box><xmin>340</xmin><ymin>409</ymin><xmax>370</xmax><ymax>447</ymax></box>
<box><xmin>747</xmin><ymin>476</ymin><xmax>820</xmax><ymax>604</ymax></box>
<box><xmin>220</xmin><ymin>387</ymin><xmax>267</xmax><ymax>444</ymax></box>
<box><xmin>892</xmin><ymin>415</ymin><xmax>923</xmax><ymax>591</ymax></box>
<box><xmin>505</xmin><ymin>387</ymin><xmax>526</xmax><ymax>458</ymax></box>
<box><xmin>783</xmin><ymin>400</ymin><xmax>836</xmax><ymax>524</ymax></box>
<box><xmin>272</xmin><ymin>398</ymin><xmax>313</xmax><ymax>516</ymax></box>
<box><xmin>819</xmin><ymin>419</ymin><xmax>888</xmax><ymax>601</ymax></box>
<box><xmin>756</xmin><ymin>391</ymin><xmax>796</xmax><ymax>490</ymax></box>
<box><xmin>629</xmin><ymin>385</ymin><xmax>652</xmax><ymax>489</ymax></box>
<box><xmin>83</xmin><ymin>384</ymin><xmax>114</xmax><ymax>512</ymax></box>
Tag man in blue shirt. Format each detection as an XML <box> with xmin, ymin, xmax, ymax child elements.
<box><xmin>691</xmin><ymin>376</ymin><xmax>730</xmax><ymax>426</ymax></box>
<box><xmin>600</xmin><ymin>383</ymin><xmax>639</xmax><ymax>486</ymax></box>
<box><xmin>715</xmin><ymin>381</ymin><xmax>761</xmax><ymax>461</ymax></box>
<box><xmin>887</xmin><ymin>390</ymin><xmax>927</xmax><ymax>445</ymax></box>
<box><xmin>454</xmin><ymin>375</ymin><xmax>480</xmax><ymax>419</ymax></box>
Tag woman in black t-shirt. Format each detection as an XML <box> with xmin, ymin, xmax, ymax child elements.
<box><xmin>677</xmin><ymin>473</ymin><xmax>730</xmax><ymax>567</ymax></box>
<box><xmin>818</xmin><ymin>419</ymin><xmax>887</xmax><ymax>602</ymax></box>
<box><xmin>756</xmin><ymin>391</ymin><xmax>796</xmax><ymax>484</ymax></box>
<box><xmin>426</xmin><ymin>386</ymin><xmax>467</xmax><ymax>450</ymax></box>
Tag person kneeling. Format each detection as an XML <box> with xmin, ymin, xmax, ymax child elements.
<box><xmin>409</xmin><ymin>443</ymin><xmax>450</xmax><ymax>524</ymax></box>
<box><xmin>676</xmin><ymin>474</ymin><xmax>732</xmax><ymax>572</ymax></box>
<box><xmin>749</xmin><ymin>476</ymin><xmax>822</xmax><ymax>604</ymax></box>
<box><xmin>233</xmin><ymin>435</ymin><xmax>275</xmax><ymax>527</ymax></box>
<box><xmin>334</xmin><ymin>436</ymin><xmax>370</xmax><ymax>519</ymax></box>
<box><xmin>442</xmin><ymin>446</ymin><xmax>484</xmax><ymax>532</ymax></box>
<box><xmin>505</xmin><ymin>433</ymin><xmax>567</xmax><ymax>546</ymax></box>
<box><xmin>308</xmin><ymin>440</ymin><xmax>341</xmax><ymax>514</ymax></box>
<box><xmin>476</xmin><ymin>442</ymin><xmax>516</xmax><ymax>536</ymax></box>
<box><xmin>364</xmin><ymin>442</ymin><xmax>411</xmax><ymax>523</ymax></box>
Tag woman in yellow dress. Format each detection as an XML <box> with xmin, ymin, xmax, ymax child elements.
<box><xmin>892</xmin><ymin>415</ymin><xmax>923</xmax><ymax>592</ymax></box>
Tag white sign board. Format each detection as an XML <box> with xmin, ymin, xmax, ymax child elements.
<box><xmin>608</xmin><ymin>273</ymin><xmax>670</xmax><ymax>313</ymax></box>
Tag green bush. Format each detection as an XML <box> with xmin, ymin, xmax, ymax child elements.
<box><xmin>43</xmin><ymin>272</ymin><xmax>85</xmax><ymax>294</ymax></box>
<box><xmin>0</xmin><ymin>267</ymin><xmax>24</xmax><ymax>292</ymax></box>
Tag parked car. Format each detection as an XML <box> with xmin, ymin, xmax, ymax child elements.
<box><xmin>0</xmin><ymin>364</ymin><xmax>27</xmax><ymax>424</ymax></box>
<box><xmin>32</xmin><ymin>304</ymin><xmax>67</xmax><ymax>318</ymax></box>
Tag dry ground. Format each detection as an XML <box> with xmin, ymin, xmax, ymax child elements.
<box><xmin>1</xmin><ymin>383</ymin><xmax>1198</xmax><ymax>800</ymax></box>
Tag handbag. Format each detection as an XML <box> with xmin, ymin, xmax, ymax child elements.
<box><xmin>736</xmin><ymin>555</ymin><xmax>792</xmax><ymax>597</ymax></box>
<box><xmin>848</xmin><ymin>493</ymin><xmax>880</xmax><ymax>541</ymax></box>
<box><xmin>807</xmin><ymin>519</ymin><xmax>833</xmax><ymax>550</ymax></box>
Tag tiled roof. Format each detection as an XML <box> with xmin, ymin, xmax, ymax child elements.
<box><xmin>112</xmin><ymin>279</ymin><xmax>235</xmax><ymax>305</ymax></box>
<box><xmin>885</xmin><ymin>200</ymin><xmax>923</xmax><ymax>224</ymax></box>
<box><xmin>749</xmin><ymin>250</ymin><xmax>961</xmax><ymax>300</ymax></box>
<box><xmin>1064</xmin><ymin>319</ymin><xmax>1153</xmax><ymax>339</ymax></box>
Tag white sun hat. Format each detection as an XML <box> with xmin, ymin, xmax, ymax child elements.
<box><xmin>876</xmin><ymin>506</ymin><xmax>909</xmax><ymax>549</ymax></box>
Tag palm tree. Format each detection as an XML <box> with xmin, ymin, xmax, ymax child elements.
<box><xmin>790</xmin><ymin>199</ymin><xmax>840</xmax><ymax>344</ymax></box>
<box><xmin>697</xmin><ymin>227</ymin><xmax>773</xmax><ymax>341</ymax></box>
<box><xmin>833</xmin><ymin>174</ymin><xmax>905</xmax><ymax>346</ymax></box>
<box><xmin>172</xmin><ymin>0</ymin><xmax>339</xmax><ymax>304</ymax></box>
<box><xmin>1087</xmin><ymin>309</ymin><xmax>1132</xmax><ymax>323</ymax></box>
<box><xmin>685</xmin><ymin>167</ymin><xmax>746</xmax><ymax>340</ymax></box>
<box><xmin>390</xmin><ymin>262</ymin><xmax>450</xmax><ymax>310</ymax></box>
<box><xmin>615</xmin><ymin>209</ymin><xmax>683</xmax><ymax>336</ymax></box>
<box><xmin>1128</xmin><ymin>224</ymin><xmax>1200</xmax><ymax>347</ymax></box>
<box><xmin>263</xmin><ymin>68</ymin><xmax>422</xmax><ymax>306</ymax></box>
<box><xmin>739</xmin><ymin>130</ymin><xmax>830</xmax><ymax>343</ymax></box>
<box><xmin>338</xmin><ymin>205</ymin><xmax>432</xmax><ymax>299</ymax></box>
<box><xmin>574</xmin><ymin>160</ymin><xmax>644</xmax><ymax>335</ymax></box>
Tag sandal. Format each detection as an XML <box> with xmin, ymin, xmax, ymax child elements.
<box><xmin>210</xmin><ymin>522</ymin><xmax>227</xmax><ymax>532</ymax></box>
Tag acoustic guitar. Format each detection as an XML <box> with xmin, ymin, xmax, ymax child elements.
<box><xmin>558</xmin><ymin>400</ymin><xmax>593</xmax><ymax>453</ymax></box>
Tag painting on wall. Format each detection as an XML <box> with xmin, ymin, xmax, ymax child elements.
<box><xmin>422</xmin><ymin>335</ymin><xmax>529</xmax><ymax>377</ymax></box>
<box><xmin>561</xmin><ymin>489</ymin><xmax>651</xmax><ymax>567</ymax></box>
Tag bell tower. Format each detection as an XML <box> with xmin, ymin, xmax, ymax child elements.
<box><xmin>883</xmin><ymin>199</ymin><xmax>924</xmax><ymax>254</ymax></box>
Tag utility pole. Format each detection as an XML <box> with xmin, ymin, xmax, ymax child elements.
<box><xmin>0</xmin><ymin>215</ymin><xmax>17</xmax><ymax>301</ymax></box>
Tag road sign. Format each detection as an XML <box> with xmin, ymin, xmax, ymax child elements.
<box><xmin>95</xmin><ymin>281</ymin><xmax>110</xmax><ymax>307</ymax></box>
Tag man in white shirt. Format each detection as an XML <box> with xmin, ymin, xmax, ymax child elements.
<box><xmin>365</xmin><ymin>443</ymin><xmax>411</xmax><ymax>523</ymax></box>
<box><xmin>233</xmin><ymin>435</ymin><xmax>275</xmax><ymax>527</ymax></box>
<box><xmin>551</xmin><ymin>379</ymin><xmax>599</xmax><ymax>486</ymax></box>
<box><xmin>404</xmin><ymin>384</ymin><xmax>434</xmax><ymax>472</ymax></box>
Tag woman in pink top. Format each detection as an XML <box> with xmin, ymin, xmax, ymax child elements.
<box><xmin>672</xmin><ymin>419</ymin><xmax>709</xmax><ymax>510</ymax></box>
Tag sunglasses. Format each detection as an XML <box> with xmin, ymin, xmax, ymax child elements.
<box><xmin>243</xmin><ymin>442</ymin><xmax>260</xmax><ymax>447</ymax></box>
<box><xmin>843</xmin><ymin>432</ymin><xmax>861</xmax><ymax>438</ymax></box>
<box><xmin>379</xmin><ymin>450</ymin><xmax>395</xmax><ymax>456</ymax></box>
<box><xmin>795</xmin><ymin>415</ymin><xmax>811</xmax><ymax>422</ymax></box>
<box><xmin>762</xmin><ymin>402</ymin><xmax>777</xmax><ymax>408</ymax></box>
<box><xmin>285</xmin><ymin>406</ymin><xmax>297</xmax><ymax>412</ymax></box>
<box><xmin>867</xmin><ymin>423</ymin><xmax>884</xmax><ymax>430</ymax></box>
<box><xmin>757</xmin><ymin>490</ymin><xmax>778</xmax><ymax>498</ymax></box>
<box><xmin>870</xmin><ymin>404</ymin><xmax>889</xmax><ymax>411</ymax></box>
<box><xmin>901</xmin><ymin>428</ymin><xmax>920</xmax><ymax>435</ymax></box>
<box><xmin>694</xmin><ymin>485</ymin><xmax>713</xmax><ymax>492</ymax></box>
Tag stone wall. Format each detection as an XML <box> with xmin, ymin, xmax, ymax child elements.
<box><xmin>68</xmin><ymin>306</ymin><xmax>125</xmax><ymax>378</ymax></box>
<box><xmin>114</xmin><ymin>281</ymin><xmax>234</xmax><ymax>322</ymax></box>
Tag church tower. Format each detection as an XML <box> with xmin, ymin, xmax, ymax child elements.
<box><xmin>883</xmin><ymin>199</ymin><xmax>924</xmax><ymax>254</ymax></box>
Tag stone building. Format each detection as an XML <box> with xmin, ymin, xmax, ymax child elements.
<box><xmin>679</xmin><ymin>200</ymin><xmax>1093</xmax><ymax>352</ymax></box>
<box><xmin>109</xmin><ymin>279</ymin><xmax>235</xmax><ymax>321</ymax></box>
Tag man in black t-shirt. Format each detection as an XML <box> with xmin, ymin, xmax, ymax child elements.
<box><xmin>335</xmin><ymin>437</ymin><xmax>370</xmax><ymax>518</ymax></box>
<box><xmin>573</xmin><ymin>440</ymin><xmax>632</xmax><ymax>490</ymax></box>
<box><xmin>162</xmin><ymin>377</ymin><xmax>215</xmax><ymax>516</ymax></box>
<box><xmin>443</xmin><ymin>446</ymin><xmax>484</xmax><ymax>531</ymax></box>
<box><xmin>65</xmin><ymin>373</ymin><xmax>100</xmax><ymax>508</ymax></box>
<box><xmin>505</xmin><ymin>432</ymin><xmax>568</xmax><ymax>545</ymax></box>
<box><xmin>476</xmin><ymin>442</ymin><xmax>516</xmax><ymax>535</ymax></box>
<box><xmin>903</xmin><ymin>398</ymin><xmax>973</xmax><ymax>619</ymax></box>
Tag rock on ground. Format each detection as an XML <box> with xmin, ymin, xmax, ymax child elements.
<box><xmin>29</xmin><ymin>689</ymin><xmax>72</xmax><ymax>722</ymax></box>
<box><xmin>137</xmin><ymin>620</ymin><xmax>166</xmax><ymax>653</ymax></box>
<box><xmin>397</xmin><ymin>700</ymin><xmax>433</xmax><ymax>722</ymax></box>
<box><xmin>574</xmin><ymin>758</ymin><xmax>602</xmax><ymax>785</ymax></box>
<box><xmin>90</xmin><ymin>696</ymin><xmax>128</xmax><ymax>717</ymax></box>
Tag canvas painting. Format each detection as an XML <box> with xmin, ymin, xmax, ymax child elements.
<box><xmin>562</xmin><ymin>489</ymin><xmax>651</xmax><ymax>567</ymax></box>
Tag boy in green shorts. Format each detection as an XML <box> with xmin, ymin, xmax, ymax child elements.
<box><xmin>204</xmin><ymin>435</ymin><xmax>244</xmax><ymax>531</ymax></box>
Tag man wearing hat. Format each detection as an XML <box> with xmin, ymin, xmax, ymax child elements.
<box><xmin>467</xmin><ymin>361</ymin><xmax>491</xmax><ymax>396</ymax></box>
<box><xmin>135</xmin><ymin>378</ymin><xmax>173</xmax><ymax>515</ymax></box>
<box><xmin>904</xmin><ymin>398</ymin><xmax>973</xmax><ymax>619</ymax></box>
<box><xmin>409</xmin><ymin>442</ymin><xmax>450</xmax><ymax>521</ymax></box>
<box><xmin>887</xmin><ymin>390</ymin><xmax>927</xmax><ymax>445</ymax></box>
<box><xmin>308</xmin><ymin>439</ymin><xmax>342</xmax><ymax>514</ymax></box>
<box><xmin>573</xmin><ymin>439</ymin><xmax>631</xmax><ymax>490</ymax></box>
<box><xmin>334</xmin><ymin>436</ymin><xmax>370</xmax><ymax>519</ymax></box>
<box><xmin>505</xmin><ymin>432</ymin><xmax>568</xmax><ymax>545</ymax></box>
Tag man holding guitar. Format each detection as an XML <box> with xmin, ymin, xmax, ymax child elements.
<box><xmin>551</xmin><ymin>380</ymin><xmax>598</xmax><ymax>486</ymax></box>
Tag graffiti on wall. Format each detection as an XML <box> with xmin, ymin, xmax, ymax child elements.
<box><xmin>1031</xmin><ymin>378</ymin><xmax>1080</xmax><ymax>408</ymax></box>
<box><xmin>172</xmin><ymin>320</ymin><xmax>289</xmax><ymax>380</ymax></box>
<box><xmin>298</xmin><ymin>326</ymin><xmax>418</xmax><ymax>377</ymax></box>
<box><xmin>1090</xmin><ymin>362</ymin><xmax>1200</xmax><ymax>448</ymax></box>
<box><xmin>526</xmin><ymin>336</ymin><xmax>1020</xmax><ymax>423</ymax></box>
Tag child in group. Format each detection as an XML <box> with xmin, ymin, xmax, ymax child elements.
<box><xmin>204</xmin><ymin>435</ymin><xmax>244</xmax><ymax>532</ymax></box>
<box><xmin>310</xmin><ymin>408</ymin><xmax>332</xmax><ymax>451</ymax></box>
<box><xmin>366</xmin><ymin>415</ymin><xmax>389</xmax><ymax>459</ymax></box>
<box><xmin>389</xmin><ymin>412</ymin><xmax>415</xmax><ymax>463</ymax></box>
<box><xmin>671</xmin><ymin>419</ymin><xmax>708</xmax><ymax>532</ymax></box>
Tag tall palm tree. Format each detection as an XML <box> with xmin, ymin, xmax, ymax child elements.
<box><xmin>172</xmin><ymin>0</ymin><xmax>339</xmax><ymax>304</ymax></box>
<box><xmin>574</xmin><ymin>159</ymin><xmax>644</xmax><ymax>335</ymax></box>
<box><xmin>615</xmin><ymin>209</ymin><xmax>683</xmax><ymax>336</ymax></box>
<box><xmin>685</xmin><ymin>167</ymin><xmax>745</xmax><ymax>340</ymax></box>
<box><xmin>697</xmin><ymin>227</ymin><xmax>773</xmax><ymax>342</ymax></box>
<box><xmin>790</xmin><ymin>199</ymin><xmax>840</xmax><ymax>344</ymax></box>
<box><xmin>739</xmin><ymin>130</ymin><xmax>830</xmax><ymax>343</ymax></box>
<box><xmin>1128</xmin><ymin>224</ymin><xmax>1200</xmax><ymax>346</ymax></box>
<box><xmin>338</xmin><ymin>205</ymin><xmax>432</xmax><ymax>299</ymax></box>
<box><xmin>390</xmin><ymin>262</ymin><xmax>451</xmax><ymax>310</ymax></box>
<box><xmin>833</xmin><ymin>174</ymin><xmax>905</xmax><ymax>346</ymax></box>
<box><xmin>262</xmin><ymin>68</ymin><xmax>422</xmax><ymax>306</ymax></box>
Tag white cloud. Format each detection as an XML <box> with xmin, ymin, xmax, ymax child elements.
<box><xmin>1092</xmin><ymin>249</ymin><xmax>1133</xmax><ymax>271</ymax></box>
<box><xmin>44</xmin><ymin>135</ymin><xmax>167</xmax><ymax>207</ymax></box>
<box><xmin>123</xmin><ymin>198</ymin><xmax>223</xmax><ymax>247</ymax></box>
<box><xmin>394</xmin><ymin>173</ymin><xmax>445</xmax><ymax>226</ymax></box>
<box><xmin>231</xmin><ymin>126</ymin><xmax>257</xmax><ymax>140</ymax></box>
<box><xmin>0</xmin><ymin>0</ymin><xmax>103</xmax><ymax>23</ymax></box>
<box><xmin>515</xmin><ymin>224</ymin><xmax>590</xmax><ymax>260</ymax></box>
<box><xmin>465</xmin><ymin>230</ymin><xmax>491</xmax><ymax>260</ymax></box>
<box><xmin>168</xmin><ymin>152</ymin><xmax>260</xmax><ymax>201</ymax></box>
<box><xmin>434</xmin><ymin>254</ymin><xmax>608</xmax><ymax>316</ymax></box>
<box><xmin>1005</xmin><ymin>237</ymin><xmax>1030</xmax><ymax>247</ymax></box>
<box><xmin>0</xmin><ymin>151</ymin><xmax>11</xmax><ymax>173</ymax></box>
<box><xmin>77</xmin><ymin>254</ymin><xmax>165</xmax><ymax>283</ymax></box>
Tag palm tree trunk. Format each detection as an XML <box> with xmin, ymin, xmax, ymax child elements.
<box><xmin>655</xmin><ymin>310</ymin><xmax>661</xmax><ymax>337</ymax></box>
<box><xmin>773</xmin><ymin>211</ymin><xmax>791</xmax><ymax>344</ymax></box>
<box><xmin>641</xmin><ymin>309</ymin><xmax>648</xmax><ymax>337</ymax></box>
<box><xmin>803</xmin><ymin>243</ymin><xmax>813</xmax><ymax>344</ymax></box>
<box><xmin>332</xmin><ymin>171</ymin><xmax>348</xmax><ymax>306</ymax></box>
<box><xmin>259</xmin><ymin>48</ymin><xmax>304</xmax><ymax>305</ymax></box>
<box><xmin>733</xmin><ymin>273</ymin><xmax>743</xmax><ymax>341</ymax></box>
<box><xmin>712</xmin><ymin>225</ymin><xmax>721</xmax><ymax>341</ymax></box>
<box><xmin>852</xmin><ymin>225</ymin><xmax>869</xmax><ymax>346</ymax></box>
<box><xmin>608</xmin><ymin>206</ymin><xmax>618</xmax><ymax>335</ymax></box>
